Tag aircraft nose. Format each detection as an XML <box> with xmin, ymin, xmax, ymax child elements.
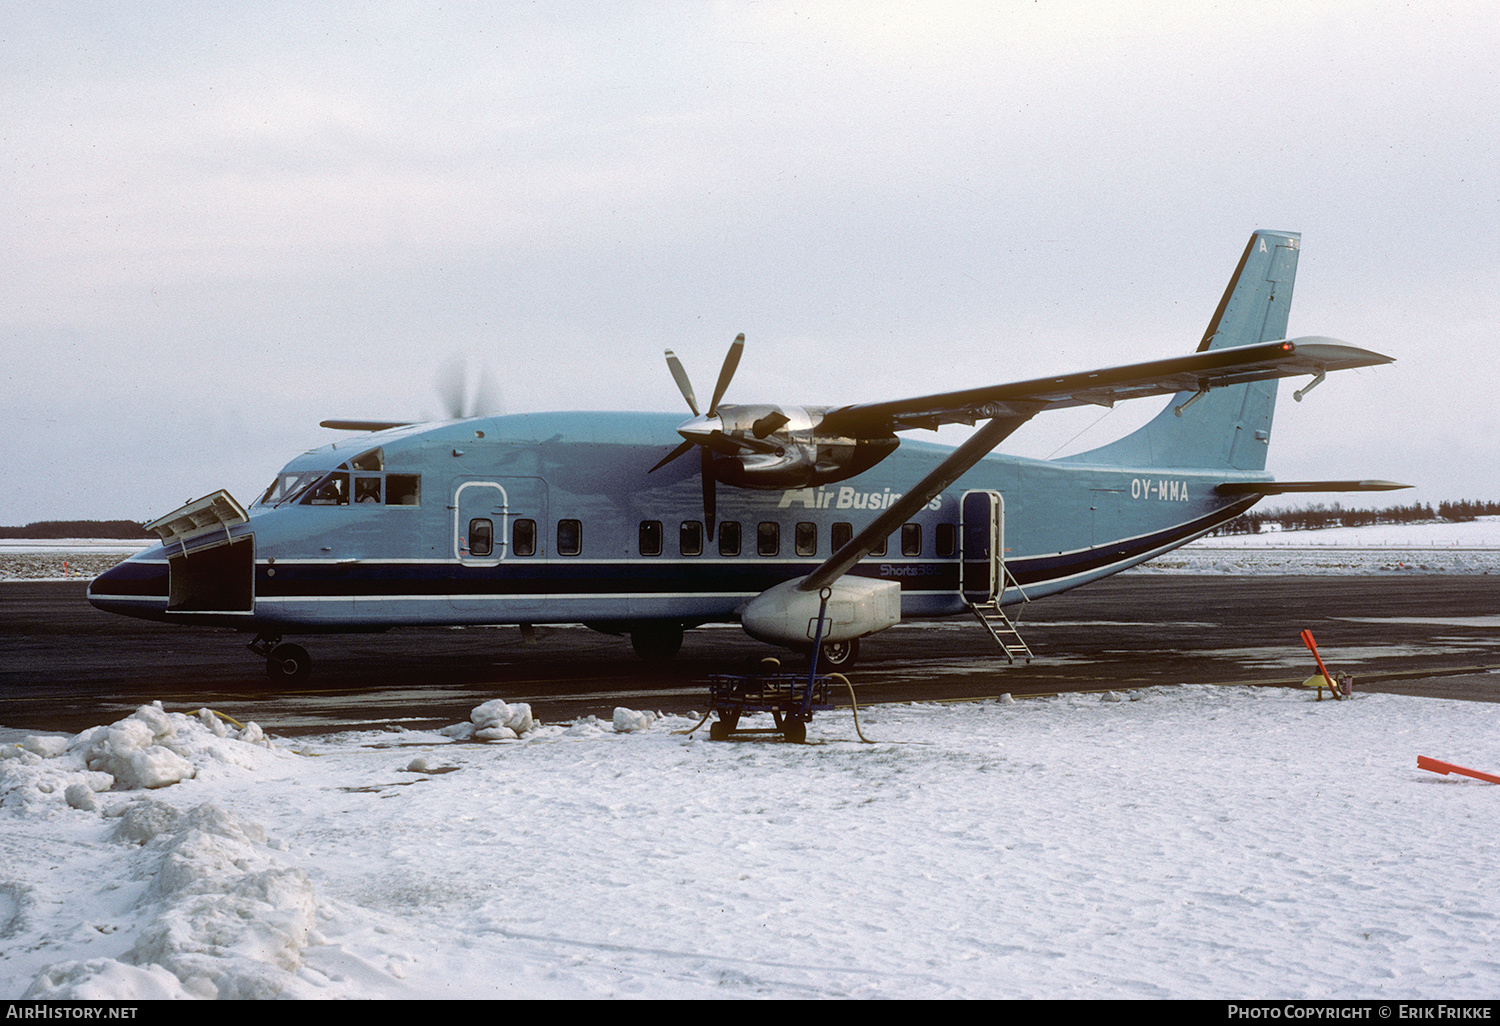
<box><xmin>86</xmin><ymin>552</ymin><xmax>169</xmax><ymax>615</ymax></box>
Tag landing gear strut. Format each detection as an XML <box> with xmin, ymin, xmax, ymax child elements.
<box><xmin>248</xmin><ymin>634</ymin><xmax>312</xmax><ymax>681</ymax></box>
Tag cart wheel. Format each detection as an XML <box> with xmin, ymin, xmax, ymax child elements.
<box><xmin>782</xmin><ymin>718</ymin><xmax>807</xmax><ymax>744</ymax></box>
<box><xmin>710</xmin><ymin>720</ymin><xmax>729</xmax><ymax>741</ymax></box>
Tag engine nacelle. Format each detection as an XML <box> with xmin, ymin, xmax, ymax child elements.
<box><xmin>678</xmin><ymin>403</ymin><xmax>900</xmax><ymax>488</ymax></box>
<box><xmin>739</xmin><ymin>576</ymin><xmax>901</xmax><ymax>647</ymax></box>
<box><xmin>712</xmin><ymin>433</ymin><xmax>898</xmax><ymax>489</ymax></box>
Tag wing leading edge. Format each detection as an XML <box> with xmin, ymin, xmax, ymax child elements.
<box><xmin>818</xmin><ymin>337</ymin><xmax>1392</xmax><ymax>437</ymax></box>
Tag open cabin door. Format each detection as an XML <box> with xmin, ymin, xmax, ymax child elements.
<box><xmin>145</xmin><ymin>490</ymin><xmax>255</xmax><ymax>613</ymax></box>
<box><xmin>959</xmin><ymin>489</ymin><xmax>1033</xmax><ymax>663</ymax></box>
<box><xmin>960</xmin><ymin>489</ymin><xmax>1003</xmax><ymax>604</ymax></box>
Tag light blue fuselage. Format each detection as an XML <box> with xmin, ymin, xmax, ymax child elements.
<box><xmin>87</xmin><ymin>407</ymin><xmax>1262</xmax><ymax>634</ymax></box>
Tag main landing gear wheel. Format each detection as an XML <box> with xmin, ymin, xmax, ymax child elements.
<box><xmin>630</xmin><ymin>625</ymin><xmax>684</xmax><ymax>663</ymax></box>
<box><xmin>266</xmin><ymin>642</ymin><xmax>312</xmax><ymax>681</ymax></box>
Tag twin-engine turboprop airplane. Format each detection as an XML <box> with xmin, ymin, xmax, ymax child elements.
<box><xmin>89</xmin><ymin>230</ymin><xmax>1404</xmax><ymax>679</ymax></box>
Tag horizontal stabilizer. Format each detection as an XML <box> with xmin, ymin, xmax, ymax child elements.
<box><xmin>320</xmin><ymin>419</ymin><xmax>413</xmax><ymax>432</ymax></box>
<box><xmin>1214</xmin><ymin>480</ymin><xmax>1412</xmax><ymax>496</ymax></box>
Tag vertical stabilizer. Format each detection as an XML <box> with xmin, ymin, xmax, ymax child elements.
<box><xmin>1060</xmin><ymin>230</ymin><xmax>1301</xmax><ymax>472</ymax></box>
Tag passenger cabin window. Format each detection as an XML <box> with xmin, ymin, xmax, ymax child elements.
<box><xmin>469</xmin><ymin>518</ymin><xmax>494</xmax><ymax>558</ymax></box>
<box><xmin>639</xmin><ymin>520</ymin><xmax>663</xmax><ymax>556</ymax></box>
<box><xmin>870</xmin><ymin>533</ymin><xmax>887</xmax><ymax>557</ymax></box>
<box><xmin>936</xmin><ymin>523</ymin><xmax>957</xmax><ymax>558</ymax></box>
<box><xmin>513</xmin><ymin>519</ymin><xmax>537</xmax><ymax>557</ymax></box>
<box><xmin>557</xmin><ymin>519</ymin><xmax>582</xmax><ymax>556</ymax></box>
<box><xmin>832</xmin><ymin>522</ymin><xmax>853</xmax><ymax>551</ymax></box>
<box><xmin>718</xmin><ymin>521</ymin><xmax>741</xmax><ymax>556</ymax></box>
<box><xmin>795</xmin><ymin>522</ymin><xmax>817</xmax><ymax>557</ymax></box>
<box><xmin>680</xmin><ymin>521</ymin><xmax>703</xmax><ymax>556</ymax></box>
<box><xmin>902</xmin><ymin>523</ymin><xmax>922</xmax><ymax>556</ymax></box>
<box><xmin>757</xmin><ymin>522</ymin><xmax>780</xmax><ymax>557</ymax></box>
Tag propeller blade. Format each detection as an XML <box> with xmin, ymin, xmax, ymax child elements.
<box><xmin>436</xmin><ymin>358</ymin><xmax>504</xmax><ymax>419</ymax></box>
<box><xmin>437</xmin><ymin>357</ymin><xmax>469</xmax><ymax>419</ymax></box>
<box><xmin>649</xmin><ymin>439</ymin><xmax>696</xmax><ymax>473</ymax></box>
<box><xmin>470</xmin><ymin>366</ymin><xmax>504</xmax><ymax>418</ymax></box>
<box><xmin>701</xmin><ymin>445</ymin><xmax>717</xmax><ymax>542</ymax></box>
<box><xmin>664</xmin><ymin>350</ymin><xmax>700</xmax><ymax>416</ymax></box>
<box><xmin>708</xmin><ymin>333</ymin><xmax>745</xmax><ymax>415</ymax></box>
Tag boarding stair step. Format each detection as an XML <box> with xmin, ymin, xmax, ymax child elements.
<box><xmin>968</xmin><ymin>599</ymin><xmax>1034</xmax><ymax>664</ymax></box>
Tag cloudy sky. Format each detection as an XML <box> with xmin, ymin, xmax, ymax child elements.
<box><xmin>4</xmin><ymin>1</ymin><xmax>1496</xmax><ymax>525</ymax></box>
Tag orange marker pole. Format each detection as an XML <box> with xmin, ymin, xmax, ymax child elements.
<box><xmin>1299</xmin><ymin>629</ymin><xmax>1338</xmax><ymax>696</ymax></box>
<box><xmin>1418</xmin><ymin>756</ymin><xmax>1500</xmax><ymax>785</ymax></box>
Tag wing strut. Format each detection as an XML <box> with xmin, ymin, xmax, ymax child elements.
<box><xmin>799</xmin><ymin>411</ymin><xmax>1039</xmax><ymax>594</ymax></box>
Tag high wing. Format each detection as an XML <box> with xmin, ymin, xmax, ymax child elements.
<box><xmin>319</xmin><ymin>419</ymin><xmax>413</xmax><ymax>432</ymax></box>
<box><xmin>818</xmin><ymin>337</ymin><xmax>1391</xmax><ymax>437</ymax></box>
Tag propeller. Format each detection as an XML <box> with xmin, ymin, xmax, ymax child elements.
<box><xmin>650</xmin><ymin>333</ymin><xmax>746</xmax><ymax>540</ymax></box>
<box><xmin>436</xmin><ymin>357</ymin><xmax>504</xmax><ymax>420</ymax></box>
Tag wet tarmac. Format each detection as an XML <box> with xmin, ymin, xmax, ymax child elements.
<box><xmin>3</xmin><ymin>575</ymin><xmax>1498</xmax><ymax>736</ymax></box>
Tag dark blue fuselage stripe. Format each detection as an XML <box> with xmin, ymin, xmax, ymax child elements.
<box><xmin>91</xmin><ymin>499</ymin><xmax>1249</xmax><ymax>604</ymax></box>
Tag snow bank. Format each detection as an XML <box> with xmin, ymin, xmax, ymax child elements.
<box><xmin>2</xmin><ymin>704</ymin><xmax>316</xmax><ymax>999</ymax></box>
<box><xmin>1</xmin><ymin>703</ymin><xmax>273</xmax><ymax>811</ymax></box>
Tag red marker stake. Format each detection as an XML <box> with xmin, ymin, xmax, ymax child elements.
<box><xmin>1418</xmin><ymin>756</ymin><xmax>1500</xmax><ymax>785</ymax></box>
<box><xmin>1299</xmin><ymin>629</ymin><xmax>1338</xmax><ymax>698</ymax></box>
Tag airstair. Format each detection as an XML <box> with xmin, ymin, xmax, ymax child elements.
<box><xmin>961</xmin><ymin>490</ymin><xmax>1033</xmax><ymax>664</ymax></box>
<box><xmin>967</xmin><ymin>596</ymin><xmax>1032</xmax><ymax>664</ymax></box>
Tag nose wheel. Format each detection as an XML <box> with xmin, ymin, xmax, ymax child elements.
<box><xmin>248</xmin><ymin>634</ymin><xmax>313</xmax><ymax>681</ymax></box>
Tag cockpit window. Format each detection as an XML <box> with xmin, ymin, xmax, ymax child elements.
<box><xmin>256</xmin><ymin>462</ymin><xmax>418</xmax><ymax>508</ymax></box>
<box><xmin>303</xmin><ymin>472</ymin><xmax>350</xmax><ymax>505</ymax></box>
<box><xmin>258</xmin><ymin>471</ymin><xmax>323</xmax><ymax>506</ymax></box>
<box><xmin>387</xmin><ymin>474</ymin><xmax>420</xmax><ymax>505</ymax></box>
<box><xmin>354</xmin><ymin>476</ymin><xmax>382</xmax><ymax>503</ymax></box>
<box><xmin>350</xmin><ymin>448</ymin><xmax>383</xmax><ymax>472</ymax></box>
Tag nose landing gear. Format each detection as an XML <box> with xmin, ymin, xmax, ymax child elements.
<box><xmin>248</xmin><ymin>634</ymin><xmax>312</xmax><ymax>681</ymax></box>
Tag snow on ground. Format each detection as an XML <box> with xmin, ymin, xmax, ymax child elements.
<box><xmin>1137</xmin><ymin>517</ymin><xmax>1500</xmax><ymax>576</ymax></box>
<box><xmin>3</xmin><ymin>688</ymin><xmax>1497</xmax><ymax>1000</ymax></box>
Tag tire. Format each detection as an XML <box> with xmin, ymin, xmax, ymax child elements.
<box><xmin>782</xmin><ymin>718</ymin><xmax>807</xmax><ymax>744</ymax></box>
<box><xmin>816</xmin><ymin>636</ymin><xmax>860</xmax><ymax>669</ymax></box>
<box><xmin>630</xmin><ymin>625</ymin><xmax>684</xmax><ymax>662</ymax></box>
<box><xmin>266</xmin><ymin>642</ymin><xmax>312</xmax><ymax>681</ymax></box>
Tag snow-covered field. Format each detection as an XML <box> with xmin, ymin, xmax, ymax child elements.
<box><xmin>3</xmin><ymin>687</ymin><xmax>1497</xmax><ymax>1000</ymax></box>
<box><xmin>1157</xmin><ymin>519</ymin><xmax>1500</xmax><ymax>576</ymax></box>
